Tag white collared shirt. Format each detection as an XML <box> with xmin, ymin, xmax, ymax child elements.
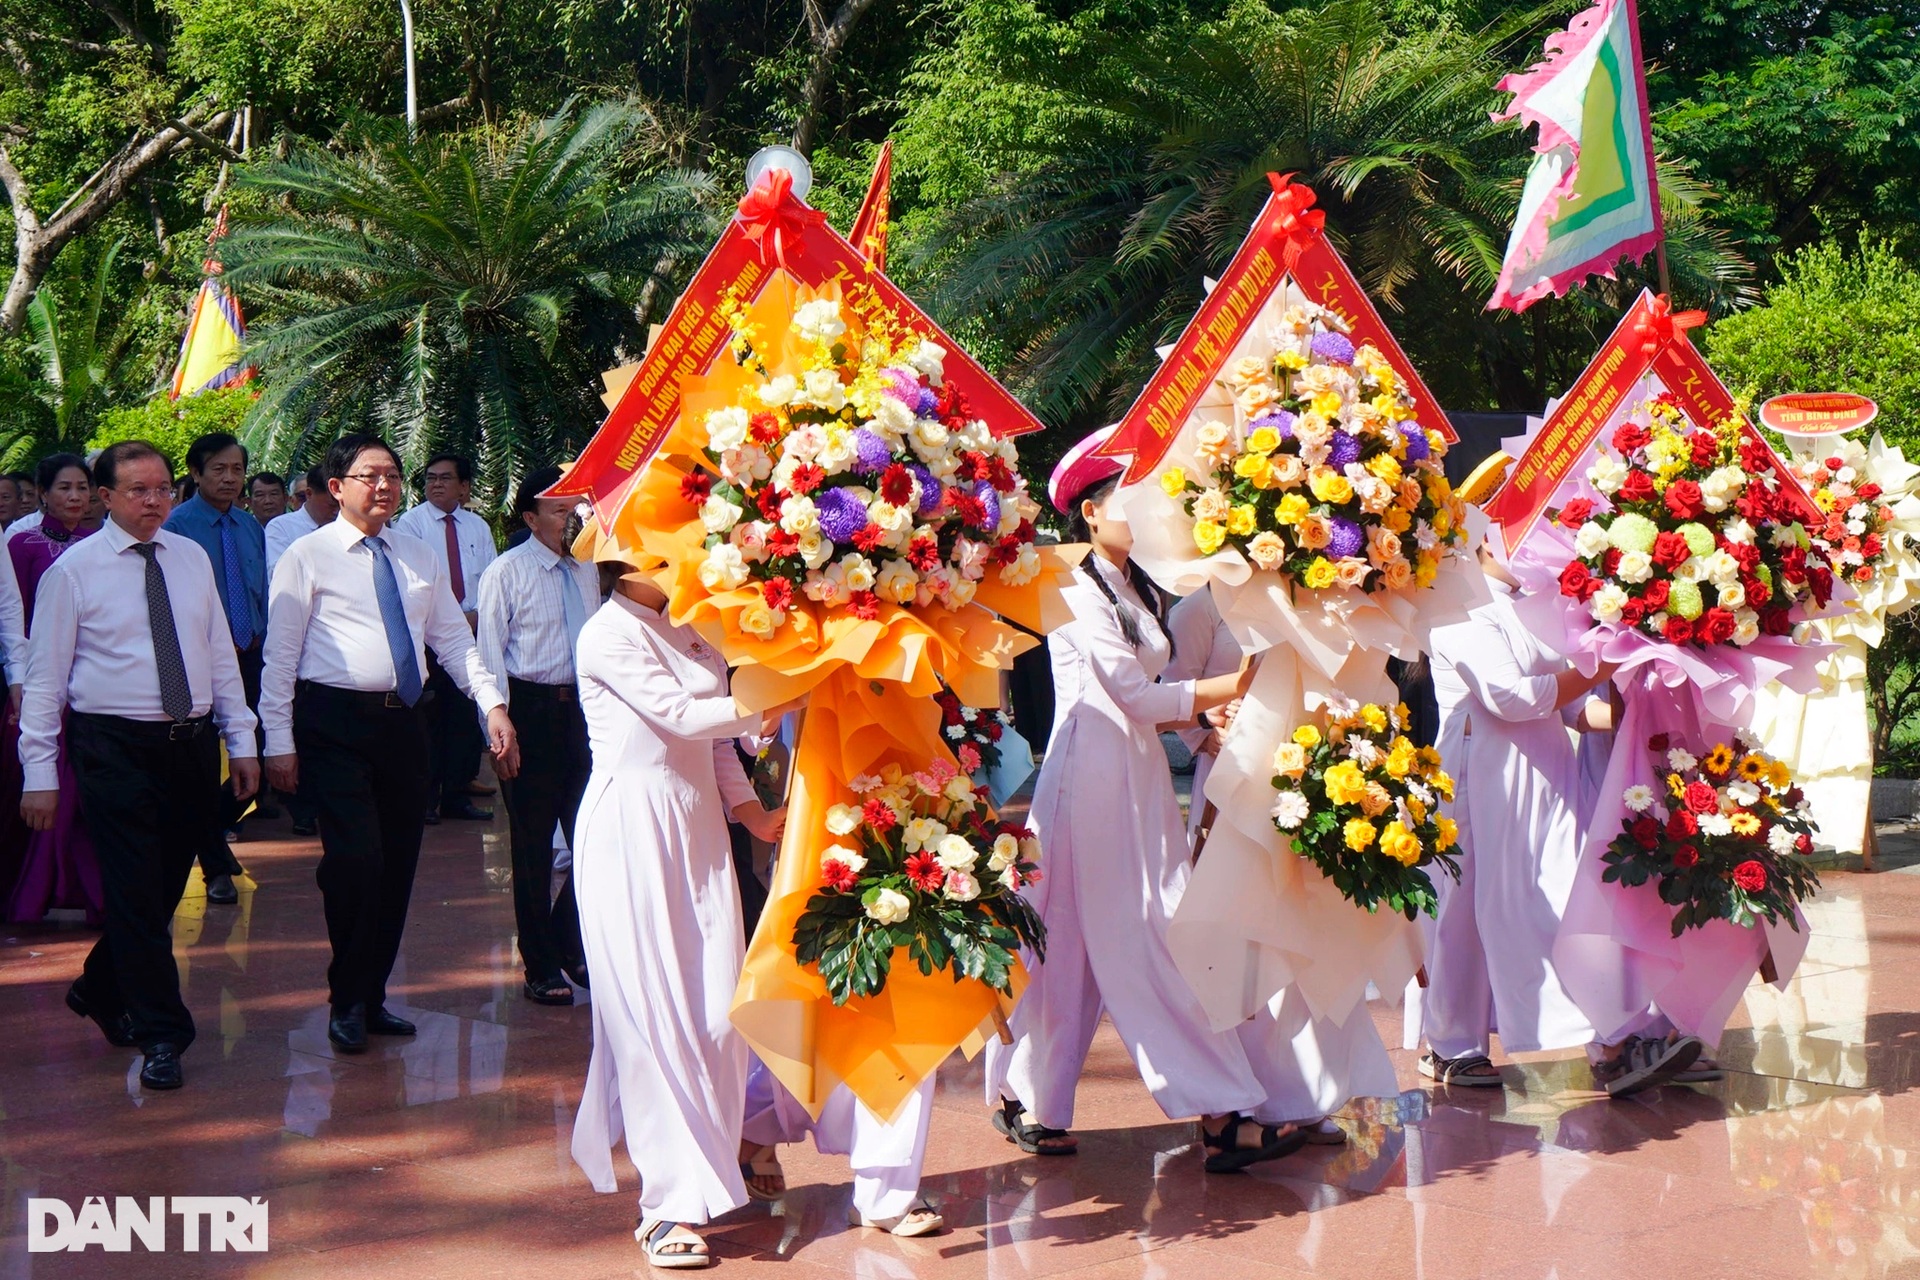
<box><xmin>7</xmin><ymin>509</ymin><xmax>44</xmax><ymax>543</ymax></box>
<box><xmin>394</xmin><ymin>502</ymin><xmax>497</xmax><ymax>613</ymax></box>
<box><xmin>475</xmin><ymin>537</ymin><xmax>602</xmax><ymax>701</ymax></box>
<box><xmin>264</xmin><ymin>504</ymin><xmax>320</xmax><ymax>580</ymax></box>
<box><xmin>0</xmin><ymin>545</ymin><xmax>25</xmax><ymax>687</ymax></box>
<box><xmin>19</xmin><ymin>517</ymin><xmax>258</xmax><ymax>791</ymax></box>
<box><xmin>260</xmin><ymin>516</ymin><xmax>505</xmax><ymax>757</ymax></box>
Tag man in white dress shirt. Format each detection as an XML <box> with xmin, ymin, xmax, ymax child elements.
<box><xmin>264</xmin><ymin>464</ymin><xmax>339</xmax><ymax>583</ymax></box>
<box><xmin>20</xmin><ymin>441</ymin><xmax>260</xmax><ymax>1091</ymax></box>
<box><xmin>395</xmin><ymin>453</ymin><xmax>498</xmax><ymax>823</ymax></box>
<box><xmin>261</xmin><ymin>435</ymin><xmax>517</xmax><ymax>1054</ymax></box>
<box><xmin>476</xmin><ymin>465</ymin><xmax>598</xmax><ymax>1005</ymax></box>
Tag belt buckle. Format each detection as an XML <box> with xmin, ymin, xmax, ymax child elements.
<box><xmin>556</xmin><ymin>685</ymin><xmax>575</xmax><ymax>703</ymax></box>
<box><xmin>168</xmin><ymin>720</ymin><xmax>197</xmax><ymax>741</ymax></box>
<box><xmin>383</xmin><ymin>691</ymin><xmax>407</xmax><ymax>709</ymax></box>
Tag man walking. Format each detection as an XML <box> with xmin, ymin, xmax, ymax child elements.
<box><xmin>265</xmin><ymin>464</ymin><xmax>338</xmax><ymax>582</ymax></box>
<box><xmin>22</xmin><ymin>441</ymin><xmax>259</xmax><ymax>1090</ymax></box>
<box><xmin>475</xmin><ymin>467</ymin><xmax>596</xmax><ymax>1004</ymax></box>
<box><xmin>261</xmin><ymin>435</ymin><xmax>516</xmax><ymax>1054</ymax></box>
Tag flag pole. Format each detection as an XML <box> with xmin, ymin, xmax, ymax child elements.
<box><xmin>1622</xmin><ymin>0</ymin><xmax>1670</xmax><ymax>296</ymax></box>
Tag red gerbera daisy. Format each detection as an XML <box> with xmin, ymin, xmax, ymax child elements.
<box><xmin>905</xmin><ymin>851</ymin><xmax>944</xmax><ymax>892</ymax></box>
<box><xmin>861</xmin><ymin>798</ymin><xmax>898</xmax><ymax>831</ymax></box>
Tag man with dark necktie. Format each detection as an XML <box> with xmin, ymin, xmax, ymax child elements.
<box><xmin>475</xmin><ymin>467</ymin><xmax>598</xmax><ymax>1004</ymax></box>
<box><xmin>260</xmin><ymin>435</ymin><xmax>517</xmax><ymax>1053</ymax></box>
<box><xmin>164</xmin><ymin>432</ymin><xmax>269</xmax><ymax>900</ymax></box>
<box><xmin>21</xmin><ymin>441</ymin><xmax>260</xmax><ymax>1090</ymax></box>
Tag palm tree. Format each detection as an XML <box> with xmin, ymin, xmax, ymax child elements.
<box><xmin>223</xmin><ymin>100</ymin><xmax>717</xmax><ymax>504</ymax></box>
<box><xmin>911</xmin><ymin>0</ymin><xmax>1753</xmax><ymax>444</ymax></box>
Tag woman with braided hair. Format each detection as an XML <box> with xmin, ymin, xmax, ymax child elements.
<box><xmin>984</xmin><ymin>427</ymin><xmax>1304</xmax><ymax>1174</ymax></box>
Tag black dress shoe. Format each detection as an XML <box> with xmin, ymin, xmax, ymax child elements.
<box><xmin>66</xmin><ymin>979</ymin><xmax>136</xmax><ymax>1047</ymax></box>
<box><xmin>442</xmin><ymin>801</ymin><xmax>494</xmax><ymax>822</ymax></box>
<box><xmin>253</xmin><ymin>800</ymin><xmax>282</xmax><ymax>820</ymax></box>
<box><xmin>421</xmin><ymin>809</ymin><xmax>442</xmax><ymax>826</ymax></box>
<box><xmin>206</xmin><ymin>873</ymin><xmax>239</xmax><ymax>905</ymax></box>
<box><xmin>290</xmin><ymin>818</ymin><xmax>318</xmax><ymax>837</ymax></box>
<box><xmin>328</xmin><ymin>1004</ymin><xmax>368</xmax><ymax>1053</ymax></box>
<box><xmin>140</xmin><ymin>1044</ymin><xmax>184</xmax><ymax>1090</ymax></box>
<box><xmin>366</xmin><ymin>1007</ymin><xmax>416</xmax><ymax>1037</ymax></box>
<box><xmin>463</xmin><ymin>781</ymin><xmax>496</xmax><ymax>797</ymax></box>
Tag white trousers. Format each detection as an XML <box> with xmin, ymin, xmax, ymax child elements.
<box><xmin>743</xmin><ymin>1058</ymin><xmax>933</xmax><ymax>1220</ymax></box>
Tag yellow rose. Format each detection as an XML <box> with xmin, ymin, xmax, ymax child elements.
<box><xmin>738</xmin><ymin>601</ymin><xmax>780</xmax><ymax>639</ymax></box>
<box><xmin>1383</xmin><ymin>507</ymin><xmax>1412</xmax><ymax>533</ymax></box>
<box><xmin>1384</xmin><ymin>740</ymin><xmax>1416</xmax><ymax>779</ymax></box>
<box><xmin>1383</xmin><ymin>558</ymin><xmax>1414</xmax><ymax>591</ymax></box>
<box><xmin>1371</xmin><ymin>368</ymin><xmax>1397</xmax><ymax>396</ymax></box>
<box><xmin>1365</xmin><ymin>454</ymin><xmax>1402</xmax><ymax>487</ymax></box>
<box><xmin>1361</xmin><ymin>704</ymin><xmax>1389</xmax><ymax>732</ymax></box>
<box><xmin>1372</xmin><ymin>393</ymin><xmax>1402</xmax><ymax>422</ymax></box>
<box><xmin>1293</xmin><ymin>724</ymin><xmax>1322</xmax><ymax>749</ymax></box>
<box><xmin>1227</xmin><ymin>504</ymin><xmax>1259</xmax><ymax>537</ymax></box>
<box><xmin>1379</xmin><ymin>820</ymin><xmax>1422</xmax><ymax>866</ymax></box>
<box><xmin>1435</xmin><ymin>815</ymin><xmax>1458</xmax><ymax>850</ymax></box>
<box><xmin>1432</xmin><ymin>506</ymin><xmax>1453</xmax><ymax>539</ymax></box>
<box><xmin>1359</xmin><ymin>781</ymin><xmax>1392</xmax><ymax>816</ymax></box>
<box><xmin>1160</xmin><ymin>467</ymin><xmax>1187</xmax><ymax>496</ymax></box>
<box><xmin>1343</xmin><ymin>817</ymin><xmax>1378</xmax><ymax>852</ymax></box>
<box><xmin>1309</xmin><ymin>468</ymin><xmax>1354</xmax><ymax>505</ymax></box>
<box><xmin>1271</xmin><ymin>742</ymin><xmax>1308</xmax><ymax>778</ymax></box>
<box><xmin>1431</xmin><ymin>770</ymin><xmax>1455</xmax><ymax>802</ymax></box>
<box><xmin>1247</xmin><ymin>426</ymin><xmax>1282</xmax><ymax>456</ymax></box>
<box><xmin>1268</xmin><ymin>454</ymin><xmax>1307</xmax><ymax>488</ymax></box>
<box><xmin>1407</xmin><ymin>795</ymin><xmax>1427</xmax><ymax>824</ymax></box>
<box><xmin>1234</xmin><ymin>452</ymin><xmax>1269</xmax><ymax>482</ymax></box>
<box><xmin>1194</xmin><ymin>519</ymin><xmax>1227</xmax><ymax>555</ymax></box>
<box><xmin>1425</xmin><ymin>474</ymin><xmax>1454</xmax><ymax>503</ymax></box>
<box><xmin>1303</xmin><ymin>556</ymin><xmax>1338</xmax><ymax>589</ymax></box>
<box><xmin>1311</xmin><ymin>391</ymin><xmax>1344</xmax><ymax>419</ymax></box>
<box><xmin>1417</xmin><ymin>746</ymin><xmax>1443</xmax><ymax>772</ymax></box>
<box><xmin>1276</xmin><ymin>493</ymin><xmax>1310</xmax><ymax>525</ymax></box>
<box><xmin>1275</xmin><ymin>349</ymin><xmax>1308</xmax><ymax>372</ymax></box>
<box><xmin>1324</xmin><ymin>761</ymin><xmax>1368</xmax><ymax>806</ymax></box>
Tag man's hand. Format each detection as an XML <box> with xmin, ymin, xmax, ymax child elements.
<box><xmin>6</xmin><ymin>684</ymin><xmax>20</xmax><ymax>728</ymax></box>
<box><xmin>486</xmin><ymin>707</ymin><xmax>520</xmax><ymax>780</ymax></box>
<box><xmin>20</xmin><ymin>789</ymin><xmax>56</xmax><ymax>831</ymax></box>
<box><xmin>265</xmin><ymin>753</ymin><xmax>299</xmax><ymax>794</ymax></box>
<box><xmin>230</xmin><ymin>757</ymin><xmax>261</xmax><ymax>803</ymax></box>
<box><xmin>734</xmin><ymin>802</ymin><xmax>787</xmax><ymax>844</ymax></box>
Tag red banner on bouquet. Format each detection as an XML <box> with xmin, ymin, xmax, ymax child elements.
<box><xmin>553</xmin><ymin>173</ymin><xmax>1042</xmax><ymax>518</ymax></box>
<box><xmin>1099</xmin><ymin>174</ymin><xmax>1455</xmax><ymax>485</ymax></box>
<box><xmin>1485</xmin><ymin>289</ymin><xmax>1817</xmax><ymax>554</ymax></box>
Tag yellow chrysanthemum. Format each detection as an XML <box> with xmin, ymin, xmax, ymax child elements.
<box><xmin>1276</xmin><ymin>493</ymin><xmax>1311</xmax><ymax>525</ymax></box>
<box><xmin>1343</xmin><ymin>817</ymin><xmax>1378</xmax><ymax>852</ymax></box>
<box><xmin>1303</xmin><ymin>556</ymin><xmax>1338</xmax><ymax>589</ymax></box>
<box><xmin>1227</xmin><ymin>505</ymin><xmax>1259</xmax><ymax>537</ymax></box>
<box><xmin>1324</xmin><ymin>761</ymin><xmax>1368</xmax><ymax>805</ymax></box>
<box><xmin>1379</xmin><ymin>821</ymin><xmax>1422</xmax><ymax>866</ymax></box>
<box><xmin>1194</xmin><ymin>520</ymin><xmax>1226</xmax><ymax>555</ymax></box>
<box><xmin>1160</xmin><ymin>468</ymin><xmax>1187</xmax><ymax>496</ymax></box>
<box><xmin>1247</xmin><ymin>426</ymin><xmax>1282</xmax><ymax>456</ymax></box>
<box><xmin>1425</xmin><ymin>474</ymin><xmax>1453</xmax><ymax>502</ymax></box>
<box><xmin>1293</xmin><ymin>724</ymin><xmax>1322</xmax><ymax>749</ymax></box>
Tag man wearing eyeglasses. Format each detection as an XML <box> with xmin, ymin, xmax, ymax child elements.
<box><xmin>20</xmin><ymin>441</ymin><xmax>259</xmax><ymax>1091</ymax></box>
<box><xmin>394</xmin><ymin>453</ymin><xmax>498</xmax><ymax>825</ymax></box>
<box><xmin>260</xmin><ymin>434</ymin><xmax>518</xmax><ymax>1054</ymax></box>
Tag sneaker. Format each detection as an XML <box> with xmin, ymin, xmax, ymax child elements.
<box><xmin>1594</xmin><ymin>1034</ymin><xmax>1702</xmax><ymax>1099</ymax></box>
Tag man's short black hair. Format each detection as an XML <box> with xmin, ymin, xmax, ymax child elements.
<box><xmin>302</xmin><ymin>464</ymin><xmax>326</xmax><ymax>490</ymax></box>
<box><xmin>248</xmin><ymin>471</ymin><xmax>286</xmax><ymax>495</ymax></box>
<box><xmin>185</xmin><ymin>432</ymin><xmax>247</xmax><ymax>475</ymax></box>
<box><xmin>513</xmin><ymin>466</ymin><xmax>565</xmax><ymax>521</ymax></box>
<box><xmin>325</xmin><ymin>434</ymin><xmax>402</xmax><ymax>483</ymax></box>
<box><xmin>423</xmin><ymin>452</ymin><xmax>474</xmax><ymax>484</ymax></box>
<box><xmin>92</xmin><ymin>440</ymin><xmax>170</xmax><ymax>491</ymax></box>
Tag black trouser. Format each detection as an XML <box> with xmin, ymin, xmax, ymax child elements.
<box><xmin>294</xmin><ymin>682</ymin><xmax>430</xmax><ymax>1013</ymax></box>
<box><xmin>499</xmin><ymin>679</ymin><xmax>587</xmax><ymax>982</ymax></box>
<box><xmin>195</xmin><ymin>645</ymin><xmax>260</xmax><ymax>878</ymax></box>
<box><xmin>423</xmin><ymin>653</ymin><xmax>484</xmax><ymax>814</ymax></box>
<box><xmin>68</xmin><ymin>712</ymin><xmax>223</xmax><ymax>1053</ymax></box>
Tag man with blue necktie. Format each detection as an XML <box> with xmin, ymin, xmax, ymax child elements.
<box><xmin>260</xmin><ymin>435</ymin><xmax>518</xmax><ymax>1054</ymax></box>
<box><xmin>164</xmin><ymin>432</ymin><xmax>266</xmax><ymax>903</ymax></box>
<box><xmin>475</xmin><ymin>466</ymin><xmax>599</xmax><ymax>1005</ymax></box>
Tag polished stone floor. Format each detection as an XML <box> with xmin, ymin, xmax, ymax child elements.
<box><xmin>3</xmin><ymin>806</ymin><xmax>1918</xmax><ymax>1279</ymax></box>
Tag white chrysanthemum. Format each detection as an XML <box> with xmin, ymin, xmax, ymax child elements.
<box><xmin>1767</xmin><ymin>825</ymin><xmax>1797</xmax><ymax>855</ymax></box>
<box><xmin>1270</xmin><ymin>790</ymin><xmax>1311</xmax><ymax>830</ymax></box>
<box><xmin>706</xmin><ymin>406</ymin><xmax>751</xmax><ymax>452</ymax></box>
<box><xmin>792</xmin><ymin>298</ymin><xmax>847</xmax><ymax>345</ymax></box>
<box><xmin>1699</xmin><ymin>812</ymin><xmax>1735</xmax><ymax>837</ymax></box>
<box><xmin>1622</xmin><ymin>785</ymin><xmax>1655</xmax><ymax>812</ymax></box>
<box><xmin>1668</xmin><ymin>747</ymin><xmax>1698</xmax><ymax>771</ymax></box>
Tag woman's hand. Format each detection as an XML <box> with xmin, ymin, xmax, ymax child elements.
<box><xmin>734</xmin><ymin>802</ymin><xmax>787</xmax><ymax>843</ymax></box>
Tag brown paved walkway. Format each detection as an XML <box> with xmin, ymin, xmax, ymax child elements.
<box><xmin>2</xmin><ymin>809</ymin><xmax>1916</xmax><ymax>1278</ymax></box>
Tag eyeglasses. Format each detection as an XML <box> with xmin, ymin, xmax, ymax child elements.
<box><xmin>344</xmin><ymin>471</ymin><xmax>404</xmax><ymax>489</ymax></box>
<box><xmin>109</xmin><ymin>486</ymin><xmax>172</xmax><ymax>503</ymax></box>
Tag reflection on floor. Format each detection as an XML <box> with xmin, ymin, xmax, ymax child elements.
<box><xmin>3</xmin><ymin>814</ymin><xmax>1919</xmax><ymax>1279</ymax></box>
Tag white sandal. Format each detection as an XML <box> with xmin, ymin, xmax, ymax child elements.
<box><xmin>637</xmin><ymin>1218</ymin><xmax>711</xmax><ymax>1269</ymax></box>
<box><xmin>847</xmin><ymin>1200</ymin><xmax>945</xmax><ymax>1237</ymax></box>
<box><xmin>1418</xmin><ymin>1051</ymin><xmax>1504</xmax><ymax>1088</ymax></box>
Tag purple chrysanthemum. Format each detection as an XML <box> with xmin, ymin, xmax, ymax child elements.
<box><xmin>1400</xmin><ymin>423</ymin><xmax>1430</xmax><ymax>461</ymax></box>
<box><xmin>1310</xmin><ymin>331</ymin><xmax>1356</xmax><ymax>365</ymax></box>
<box><xmin>907</xmin><ymin>462</ymin><xmax>944</xmax><ymax>515</ymax></box>
<box><xmin>1327</xmin><ymin>517</ymin><xmax>1365</xmax><ymax>561</ymax></box>
<box><xmin>1327</xmin><ymin>430</ymin><xmax>1361</xmax><ymax>469</ymax></box>
<box><xmin>851</xmin><ymin>428</ymin><xmax>893</xmax><ymax>475</ymax></box>
<box><xmin>915</xmin><ymin>386</ymin><xmax>940</xmax><ymax>417</ymax></box>
<box><xmin>816</xmin><ymin>488</ymin><xmax>870</xmax><ymax>543</ymax></box>
<box><xmin>971</xmin><ymin>482</ymin><xmax>1001</xmax><ymax>532</ymax></box>
<box><xmin>1251</xmin><ymin>409</ymin><xmax>1296</xmax><ymax>439</ymax></box>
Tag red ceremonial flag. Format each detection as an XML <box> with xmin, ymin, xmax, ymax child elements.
<box><xmin>849</xmin><ymin>141</ymin><xmax>893</xmax><ymax>272</ymax></box>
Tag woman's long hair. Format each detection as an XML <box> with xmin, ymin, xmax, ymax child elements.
<box><xmin>1066</xmin><ymin>474</ymin><xmax>1167</xmax><ymax>650</ymax></box>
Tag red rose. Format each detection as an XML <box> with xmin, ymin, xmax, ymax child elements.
<box><xmin>1761</xmin><ymin>607</ymin><xmax>1793</xmax><ymax>636</ymax></box>
<box><xmin>1864</xmin><ymin>534</ymin><xmax>1884</xmax><ymax>558</ymax></box>
<box><xmin>1667</xmin><ymin>809</ymin><xmax>1698</xmax><ymax>839</ymax></box>
<box><xmin>1743</xmin><ymin>574</ymin><xmax>1772</xmax><ymax>606</ymax></box>
<box><xmin>1812</xmin><ymin>567</ymin><xmax>1835</xmax><ymax>608</ymax></box>
<box><xmin>1559</xmin><ymin>561</ymin><xmax>1593</xmax><ymax>598</ymax></box>
<box><xmin>679</xmin><ymin>471</ymin><xmax>715</xmax><ymax>503</ymax></box>
<box><xmin>987</xmin><ymin>721</ymin><xmax>1004</xmax><ymax>741</ymax></box>
<box><xmin>1685</xmin><ymin>780</ymin><xmax>1721</xmax><ymax>814</ymax></box>
<box><xmin>1631</xmin><ymin>815</ymin><xmax>1661</xmax><ymax>849</ymax></box>
<box><xmin>1618</xmin><ymin>470</ymin><xmax>1657</xmax><ymax>503</ymax></box>
<box><xmin>1700</xmin><ymin>607</ymin><xmax>1737</xmax><ymax>645</ymax></box>
<box><xmin>1859</xmin><ymin>482</ymin><xmax>1883</xmax><ymax>501</ymax></box>
<box><xmin>1652</xmin><ymin>531</ymin><xmax>1692</xmax><ymax>570</ymax></box>
<box><xmin>1825</xmin><ymin>456</ymin><xmax>1845</xmax><ymax>472</ymax></box>
<box><xmin>1647</xmin><ymin>733</ymin><xmax>1671</xmax><ymax>752</ymax></box>
<box><xmin>821</xmin><ymin>858</ymin><xmax>859</xmax><ymax>893</ymax></box>
<box><xmin>1664</xmin><ymin>479</ymin><xmax>1704</xmax><ymax>520</ymax></box>
<box><xmin>940</xmin><ymin>698</ymin><xmax>964</xmax><ymax>727</ymax></box>
<box><xmin>762</xmin><ymin>577</ymin><xmax>794</xmax><ymax>611</ymax></box>
<box><xmin>1612</xmin><ymin>423</ymin><xmax>1650</xmax><ymax>453</ymax></box>
<box><xmin>1663</xmin><ymin>614</ymin><xmax>1695</xmax><ymax>644</ymax></box>
<box><xmin>1689</xmin><ymin>432</ymin><xmax>1718</xmax><ymax>467</ymax></box>
<box><xmin>1732</xmin><ymin>860</ymin><xmax>1768</xmax><ymax>893</ymax></box>
<box><xmin>1786</xmin><ymin>786</ymin><xmax>1805</xmax><ymax>807</ymax></box>
<box><xmin>1601</xmin><ymin>548</ymin><xmax>1622</xmax><ymax>578</ymax></box>
<box><xmin>1673</xmin><ymin>844</ymin><xmax>1700</xmax><ymax>869</ymax></box>
<box><xmin>1621</xmin><ymin>598</ymin><xmax>1648</xmax><ymax>627</ymax></box>
<box><xmin>1641</xmin><ymin>579</ymin><xmax>1671</xmax><ymax>611</ymax></box>
<box><xmin>862</xmin><ymin>797</ymin><xmax>899</xmax><ymax>831</ymax></box>
<box><xmin>1795</xmin><ymin>832</ymin><xmax>1813</xmax><ymax>855</ymax></box>
<box><xmin>1558</xmin><ymin>498</ymin><xmax>1595</xmax><ymax>529</ymax></box>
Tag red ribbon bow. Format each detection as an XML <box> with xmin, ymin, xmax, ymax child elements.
<box><xmin>736</xmin><ymin>168</ymin><xmax>828</xmax><ymax>273</ymax></box>
<box><xmin>1266</xmin><ymin>173</ymin><xmax>1327</xmax><ymax>271</ymax></box>
<box><xmin>1629</xmin><ymin>294</ymin><xmax>1707</xmax><ymax>357</ymax></box>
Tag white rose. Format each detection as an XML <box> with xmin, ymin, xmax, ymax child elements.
<box><xmin>988</xmin><ymin>833</ymin><xmax>1020</xmax><ymax>871</ymax></box>
<box><xmin>909</xmin><ymin>418</ymin><xmax>950</xmax><ymax>461</ymax></box>
<box><xmin>706</xmin><ymin>406</ymin><xmax>751</xmax><ymax>452</ymax></box>
<box><xmin>907</xmin><ymin>341</ymin><xmax>946</xmax><ymax>381</ymax></box>
<box><xmin>903</xmin><ymin>817</ymin><xmax>946</xmax><ymax>852</ymax></box>
<box><xmin>955</xmin><ymin>420</ymin><xmax>992</xmax><ymax>453</ymax></box>
<box><xmin>801</xmin><ymin>368</ymin><xmax>847</xmax><ymax>413</ymax></box>
<box><xmin>1733</xmin><ymin>608</ymin><xmax>1761</xmax><ymax>645</ymax></box>
<box><xmin>783</xmin><ymin>424</ymin><xmax>825</xmax><ymax>462</ymax></box>
<box><xmin>1716</xmin><ymin>582</ymin><xmax>1746</xmax><ymax>611</ymax></box>
<box><xmin>1589</xmin><ymin>453</ymin><xmax>1628</xmax><ymax>494</ymax></box>
<box><xmin>1704</xmin><ymin>550</ymin><xmax>1741</xmax><ymax>587</ymax></box>
<box><xmin>876</xmin><ymin>559</ymin><xmax>919</xmax><ymax>604</ymax></box>
<box><xmin>1675</xmin><ymin>556</ymin><xmax>1709</xmax><ymax>584</ymax></box>
<box><xmin>779</xmin><ymin>495</ymin><xmax>819</xmax><ymax>535</ymax></box>
<box><xmin>870</xmin><ymin>500</ymin><xmax>914</xmax><ymax>544</ymax></box>
<box><xmin>1574</xmin><ymin>521</ymin><xmax>1613</xmax><ymax>559</ymax></box>
<box><xmin>799</xmin><ymin>531</ymin><xmax>832</xmax><ymax>570</ymax></box>
<box><xmin>943</xmin><ymin>775</ymin><xmax>976</xmax><ymax>804</ymax></box>
<box><xmin>841</xmin><ymin>553</ymin><xmax>877</xmax><ymax>593</ymax></box>
<box><xmin>1615</xmin><ymin>550</ymin><xmax>1653</xmax><ymax>584</ymax></box>
<box><xmin>999</xmin><ymin>544</ymin><xmax>1043</xmax><ymax>588</ymax></box>
<box><xmin>720</xmin><ymin>444</ymin><xmax>772</xmax><ymax>485</ymax></box>
<box><xmin>934</xmin><ymin>833</ymin><xmax>977</xmax><ymax>871</ymax></box>
<box><xmin>873</xmin><ymin>394</ymin><xmax>915</xmax><ymax>438</ymax></box>
<box><xmin>825</xmin><ymin>804</ymin><xmax>861</xmax><ymax>836</ymax></box>
<box><xmin>824</xmin><ymin>844</ymin><xmax>867</xmax><ymax>874</ymax></box>
<box><xmin>758</xmin><ymin>374</ymin><xmax>799</xmax><ymax>407</ymax></box>
<box><xmin>943</xmin><ymin>870</ymin><xmax>980</xmax><ymax>902</ymax></box>
<box><xmin>945</xmin><ymin>577</ymin><xmax>978</xmax><ymax>609</ymax></box>
<box><xmin>792</xmin><ymin>298</ymin><xmax>847</xmax><ymax>345</ymax></box>
<box><xmin>697</xmin><ymin>543</ymin><xmax>750</xmax><ymax>592</ymax></box>
<box><xmin>699</xmin><ymin>493</ymin><xmax>744</xmax><ymax>535</ymax></box>
<box><xmin>865</xmin><ymin>887</ymin><xmax>912</xmax><ymax>925</ymax></box>
<box><xmin>817</xmin><ymin>426</ymin><xmax>856</xmax><ymax>473</ymax></box>
<box><xmin>1721</xmin><ymin>517</ymin><xmax>1756</xmax><ymax>545</ymax></box>
<box><xmin>953</xmin><ymin>538</ymin><xmax>990</xmax><ymax>582</ymax></box>
<box><xmin>730</xmin><ymin>520</ymin><xmax>773</xmax><ymax>563</ymax></box>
